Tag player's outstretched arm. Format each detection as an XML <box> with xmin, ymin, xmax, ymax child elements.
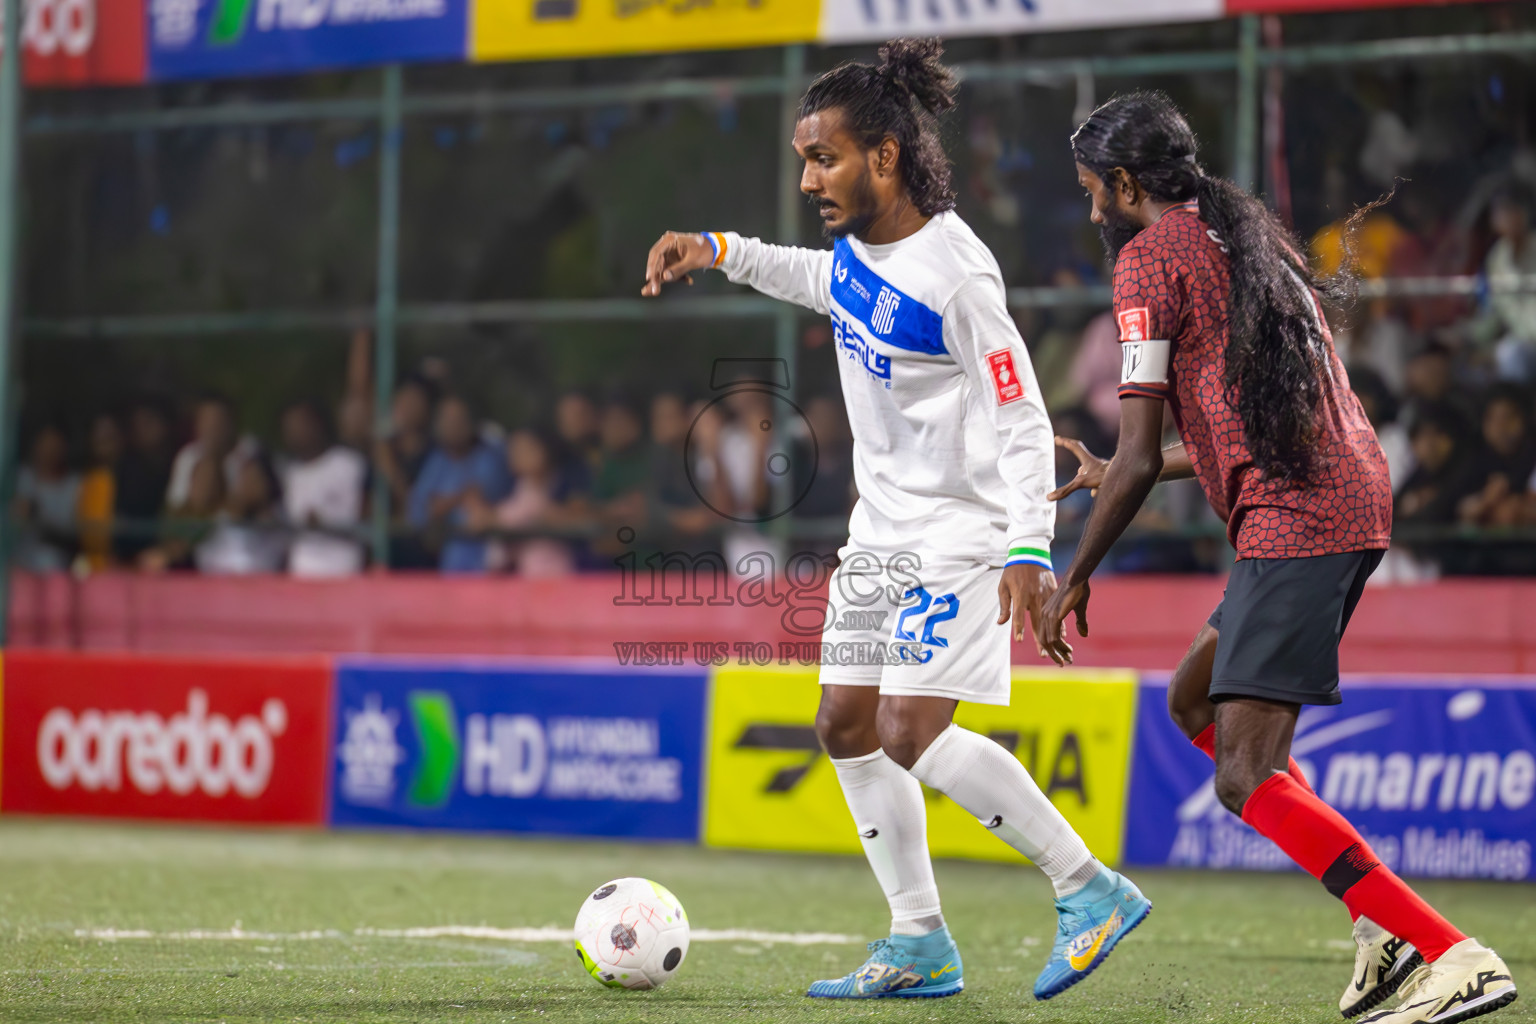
<box><xmin>642</xmin><ymin>231</ymin><xmax>716</xmax><ymax>296</ymax></box>
<box><xmin>1049</xmin><ymin>436</ymin><xmax>1194</xmax><ymax>501</ymax></box>
<box><xmin>1035</xmin><ymin>395</ymin><xmax>1166</xmax><ymax>665</ymax></box>
<box><xmin>644</xmin><ymin>229</ymin><xmax>832</xmax><ymax>314</ymax></box>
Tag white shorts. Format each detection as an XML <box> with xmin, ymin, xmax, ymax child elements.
<box><xmin>816</xmin><ymin>552</ymin><xmax>1011</xmax><ymax>706</ymax></box>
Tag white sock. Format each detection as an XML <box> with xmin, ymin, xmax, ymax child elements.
<box><xmin>831</xmin><ymin>749</ymin><xmax>944</xmax><ymax>936</ymax></box>
<box><xmin>910</xmin><ymin>724</ymin><xmax>1098</xmax><ymax>897</ymax></box>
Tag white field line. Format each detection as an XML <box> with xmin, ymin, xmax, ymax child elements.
<box><xmin>74</xmin><ymin>925</ymin><xmax>859</xmax><ymax>945</ymax></box>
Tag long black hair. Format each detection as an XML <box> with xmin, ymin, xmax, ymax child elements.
<box><xmin>797</xmin><ymin>37</ymin><xmax>958</xmax><ymax>217</ymax></box>
<box><xmin>1072</xmin><ymin>90</ymin><xmax>1368</xmax><ymax>485</ymax></box>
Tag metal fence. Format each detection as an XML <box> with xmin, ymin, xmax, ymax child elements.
<box><xmin>2</xmin><ymin>11</ymin><xmax>1535</xmax><ymax>636</ymax></box>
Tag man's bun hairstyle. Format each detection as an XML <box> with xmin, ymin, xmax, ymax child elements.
<box><xmin>798</xmin><ymin>37</ymin><xmax>958</xmax><ymax>216</ymax></box>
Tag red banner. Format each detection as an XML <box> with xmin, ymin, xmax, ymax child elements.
<box><xmin>1</xmin><ymin>651</ymin><xmax>331</xmax><ymax>823</ymax></box>
<box><xmin>1225</xmin><ymin>0</ymin><xmax>1493</xmax><ymax>12</ymax></box>
<box><xmin>2</xmin><ymin>0</ymin><xmax>146</xmax><ymax>87</ymax></box>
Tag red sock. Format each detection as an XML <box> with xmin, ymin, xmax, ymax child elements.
<box><xmin>1190</xmin><ymin>724</ymin><xmax>1316</xmax><ymax>795</ymax></box>
<box><xmin>1191</xmin><ymin>725</ymin><xmax>1357</xmax><ymax>918</ymax></box>
<box><xmin>1240</xmin><ymin>773</ymin><xmax>1465</xmax><ymax>961</ymax></box>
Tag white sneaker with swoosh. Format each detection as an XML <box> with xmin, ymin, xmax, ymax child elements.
<box><xmin>1358</xmin><ymin>939</ymin><xmax>1516</xmax><ymax>1024</ymax></box>
<box><xmin>1343</xmin><ymin>917</ymin><xmax>1424</xmax><ymax>1018</ymax></box>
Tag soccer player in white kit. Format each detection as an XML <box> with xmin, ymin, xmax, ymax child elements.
<box><xmin>641</xmin><ymin>39</ymin><xmax>1149</xmax><ymax>1001</ymax></box>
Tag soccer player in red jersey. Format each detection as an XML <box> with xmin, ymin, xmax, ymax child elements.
<box><xmin>1039</xmin><ymin>92</ymin><xmax>1518</xmax><ymax>1024</ymax></box>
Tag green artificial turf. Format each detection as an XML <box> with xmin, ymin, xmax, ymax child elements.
<box><xmin>0</xmin><ymin>819</ymin><xmax>1531</xmax><ymax>1023</ymax></box>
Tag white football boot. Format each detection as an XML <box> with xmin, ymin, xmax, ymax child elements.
<box><xmin>1358</xmin><ymin>939</ymin><xmax>1516</xmax><ymax>1024</ymax></box>
<box><xmin>1342</xmin><ymin>917</ymin><xmax>1424</xmax><ymax>1017</ymax></box>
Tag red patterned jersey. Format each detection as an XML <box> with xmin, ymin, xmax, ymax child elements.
<box><xmin>1112</xmin><ymin>202</ymin><xmax>1392</xmax><ymax>559</ymax></box>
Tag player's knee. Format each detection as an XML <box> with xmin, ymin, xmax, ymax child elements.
<box><xmin>815</xmin><ymin>701</ymin><xmax>878</xmax><ymax>760</ymax></box>
<box><xmin>1167</xmin><ymin>684</ymin><xmax>1212</xmax><ymax>740</ymax></box>
<box><xmin>1213</xmin><ymin>761</ymin><xmax>1266</xmax><ymax>816</ymax></box>
<box><xmin>874</xmin><ymin>707</ymin><xmax>925</xmax><ymax>771</ymax></box>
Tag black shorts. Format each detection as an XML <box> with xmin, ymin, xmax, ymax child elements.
<box><xmin>1207</xmin><ymin>549</ymin><xmax>1385</xmax><ymax>707</ymax></box>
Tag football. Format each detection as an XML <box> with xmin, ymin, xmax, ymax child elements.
<box><xmin>573</xmin><ymin>877</ymin><xmax>690</xmax><ymax>990</ymax></box>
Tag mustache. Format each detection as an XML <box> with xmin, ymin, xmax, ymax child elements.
<box><xmin>809</xmin><ymin>196</ymin><xmax>840</xmax><ymax>211</ymax></box>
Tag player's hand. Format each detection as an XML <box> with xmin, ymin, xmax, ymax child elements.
<box><xmin>1035</xmin><ymin>578</ymin><xmax>1090</xmax><ymax>667</ymax></box>
<box><xmin>997</xmin><ymin>563</ymin><xmax>1071</xmax><ymax>661</ymax></box>
<box><xmin>1047</xmin><ymin>436</ymin><xmax>1109</xmax><ymax>501</ymax></box>
<box><xmin>642</xmin><ymin>232</ymin><xmax>715</xmax><ymax>296</ymax></box>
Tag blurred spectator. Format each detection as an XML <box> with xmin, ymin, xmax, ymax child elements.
<box><xmin>1026</xmin><ymin>268</ymin><xmax>1098</xmax><ymax>410</ymax></box>
<box><xmin>1067</xmin><ymin>311</ymin><xmax>1124</xmax><ymax>441</ymax></box>
<box><xmin>280</xmin><ymin>400</ymin><xmax>367</xmax><ymax>578</ymax></box>
<box><xmin>1336</xmin><ymin>300</ymin><xmax>1415</xmax><ymax>396</ymax></box>
<box><xmin>793</xmin><ymin>394</ymin><xmax>854</xmax><ymax>521</ymax></box>
<box><xmin>649</xmin><ymin>391</ymin><xmax>716</xmax><ymax>538</ymax></box>
<box><xmin>139</xmin><ymin>454</ymin><xmax>225</xmax><ymax>573</ymax></box>
<box><xmin>12</xmin><ymin>425</ymin><xmax>80</xmax><ymax>572</ymax></box>
<box><xmin>1311</xmin><ymin>162</ymin><xmax>1413</xmax><ymax>280</ymax></box>
<box><xmin>196</xmin><ymin>455</ymin><xmax>287</xmax><ymax>575</ymax></box>
<box><xmin>592</xmin><ymin>396</ymin><xmax>650</xmax><ymax>527</ymax></box>
<box><xmin>375</xmin><ymin>375</ymin><xmax>439</xmax><ymax>569</ymax></box>
<box><xmin>409</xmin><ymin>395</ymin><xmax>511</xmax><ymax>573</ymax></box>
<box><xmin>717</xmin><ymin>386</ymin><xmax>775</xmax><ymax>521</ymax></box>
<box><xmin>1470</xmin><ymin>184</ymin><xmax>1536</xmax><ymax>381</ymax></box>
<box><xmin>1348</xmin><ymin>365</ymin><xmax>1414</xmax><ymax>491</ymax></box>
<box><xmin>1400</xmin><ymin>342</ymin><xmax>1471</xmax><ymax>426</ymax></box>
<box><xmin>1457</xmin><ymin>383</ymin><xmax>1535</xmax><ymax>528</ymax></box>
<box><xmin>467</xmin><ymin>428</ymin><xmax>576</xmax><ymax>577</ymax></box>
<box><xmin>166</xmin><ymin>394</ymin><xmax>258</xmax><ymax>512</ymax></box>
<box><xmin>1396</xmin><ymin>404</ymin><xmax>1474</xmax><ymax>527</ymax></box>
<box><xmin>113</xmin><ymin>401</ymin><xmax>175</xmax><ymax>564</ymax></box>
<box><xmin>76</xmin><ymin>413</ymin><xmax>124</xmax><ymax>572</ymax></box>
<box><xmin>555</xmin><ymin>391</ymin><xmax>601</xmax><ymax>480</ymax></box>
<box><xmin>337</xmin><ymin>329</ymin><xmax>375</xmax><ymax>453</ymax></box>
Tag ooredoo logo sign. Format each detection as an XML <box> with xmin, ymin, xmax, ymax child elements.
<box><xmin>2</xmin><ymin>652</ymin><xmax>330</xmax><ymax>823</ymax></box>
<box><xmin>2</xmin><ymin>0</ymin><xmax>148</xmax><ymax>87</ymax></box>
<box><xmin>36</xmin><ymin>689</ymin><xmax>290</xmax><ymax>799</ymax></box>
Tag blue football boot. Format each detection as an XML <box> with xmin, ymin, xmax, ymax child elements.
<box><xmin>1033</xmin><ymin>867</ymin><xmax>1151</xmax><ymax>1000</ymax></box>
<box><xmin>807</xmin><ymin>925</ymin><xmax>964</xmax><ymax>999</ymax></box>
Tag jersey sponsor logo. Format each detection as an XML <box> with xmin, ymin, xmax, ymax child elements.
<box><xmin>833</xmin><ymin>259</ymin><xmax>848</xmax><ymax>284</ymax></box>
<box><xmin>831</xmin><ymin>309</ymin><xmax>893</xmax><ymax>386</ymax></box>
<box><xmin>984</xmin><ymin>348</ymin><xmax>1024</xmax><ymax>405</ymax></box>
<box><xmin>871</xmin><ymin>286</ymin><xmax>901</xmax><ymax>335</ymax></box>
<box><xmin>1117</xmin><ymin>306</ymin><xmax>1150</xmax><ymax>343</ymax></box>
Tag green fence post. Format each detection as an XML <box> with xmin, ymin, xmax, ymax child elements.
<box><xmin>1234</xmin><ymin>13</ymin><xmax>1261</xmax><ymax>193</ymax></box>
<box><xmin>371</xmin><ymin>65</ymin><xmax>404</xmax><ymax>570</ymax></box>
<box><xmin>0</xmin><ymin>0</ymin><xmax>26</xmax><ymax>644</ymax></box>
<box><xmin>774</xmin><ymin>45</ymin><xmax>806</xmax><ymax>541</ymax></box>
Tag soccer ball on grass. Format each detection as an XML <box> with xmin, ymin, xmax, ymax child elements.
<box><xmin>573</xmin><ymin>877</ymin><xmax>689</xmax><ymax>990</ymax></box>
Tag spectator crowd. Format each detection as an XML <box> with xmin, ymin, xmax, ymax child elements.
<box><xmin>10</xmin><ymin>338</ymin><xmax>857</xmax><ymax>579</ymax></box>
<box><xmin>12</xmin><ymin>173</ymin><xmax>1536</xmax><ymax>579</ymax></box>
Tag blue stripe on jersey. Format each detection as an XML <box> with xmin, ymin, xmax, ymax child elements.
<box><xmin>830</xmin><ymin>239</ymin><xmax>946</xmax><ymax>356</ymax></box>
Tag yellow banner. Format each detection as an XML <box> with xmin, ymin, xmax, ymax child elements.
<box><xmin>473</xmin><ymin>0</ymin><xmax>821</xmax><ymax>63</ymax></box>
<box><xmin>703</xmin><ymin>666</ymin><xmax>1138</xmax><ymax>865</ymax></box>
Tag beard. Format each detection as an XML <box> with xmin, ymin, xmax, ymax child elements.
<box><xmin>816</xmin><ymin>169</ymin><xmax>879</xmax><ymax>240</ymax></box>
<box><xmin>1098</xmin><ymin>204</ymin><xmax>1145</xmax><ymax>263</ymax></box>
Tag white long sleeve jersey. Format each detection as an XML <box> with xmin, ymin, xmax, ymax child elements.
<box><xmin>711</xmin><ymin>212</ymin><xmax>1055</xmax><ymax>569</ymax></box>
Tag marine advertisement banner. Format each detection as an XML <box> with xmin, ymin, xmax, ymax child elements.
<box><xmin>1125</xmin><ymin>678</ymin><xmax>1536</xmax><ymax>880</ymax></box>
